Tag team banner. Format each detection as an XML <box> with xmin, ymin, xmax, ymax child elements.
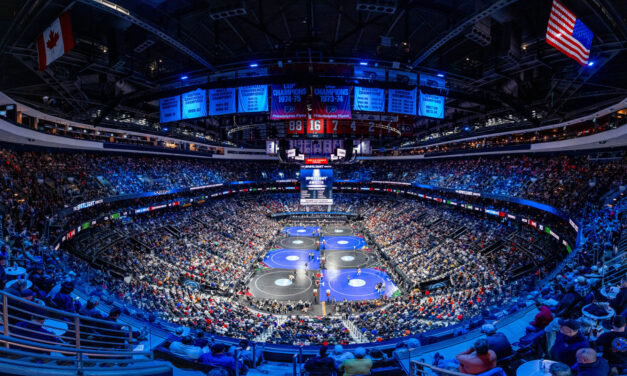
<box><xmin>323</xmin><ymin>140</ymin><xmax>333</xmax><ymax>154</ymax></box>
<box><xmin>388</xmin><ymin>88</ymin><xmax>417</xmax><ymax>115</ymax></box>
<box><xmin>208</xmin><ymin>88</ymin><xmax>236</xmax><ymax>116</ymax></box>
<box><xmin>418</xmin><ymin>91</ymin><xmax>445</xmax><ymax>119</ymax></box>
<box><xmin>388</xmin><ymin>70</ymin><xmax>418</xmax><ymax>85</ymax></box>
<box><xmin>159</xmin><ymin>95</ymin><xmax>181</xmax><ymax>123</ymax></box>
<box><xmin>312</xmin><ymin>140</ymin><xmax>323</xmax><ymax>154</ymax></box>
<box><xmin>353</xmin><ymin>66</ymin><xmax>386</xmax><ymax>81</ymax></box>
<box><xmin>270</xmin><ymin>84</ymin><xmax>308</xmax><ymax>120</ymax></box>
<box><xmin>181</xmin><ymin>89</ymin><xmax>207</xmax><ymax>120</ymax></box>
<box><xmin>420</xmin><ymin>74</ymin><xmax>446</xmax><ymax>90</ymax></box>
<box><xmin>238</xmin><ymin>85</ymin><xmax>269</xmax><ymax>113</ymax></box>
<box><xmin>353</xmin><ymin>87</ymin><xmax>385</xmax><ymax>112</ymax></box>
<box><xmin>312</xmin><ymin>85</ymin><xmax>351</xmax><ymax>119</ymax></box>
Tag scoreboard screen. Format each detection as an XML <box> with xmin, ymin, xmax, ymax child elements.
<box><xmin>300</xmin><ymin>166</ymin><xmax>333</xmax><ymax>205</ymax></box>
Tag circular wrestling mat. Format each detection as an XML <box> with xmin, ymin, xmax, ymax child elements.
<box><xmin>325</xmin><ymin>250</ymin><xmax>374</xmax><ymax>269</ymax></box>
<box><xmin>277</xmin><ymin>237</ymin><xmax>318</xmax><ymax>249</ymax></box>
<box><xmin>321</xmin><ymin>236</ymin><xmax>367</xmax><ymax>250</ymax></box>
<box><xmin>322</xmin><ymin>268</ymin><xmax>398</xmax><ymax>301</ymax></box>
<box><xmin>264</xmin><ymin>249</ymin><xmax>321</xmax><ymax>270</ymax></box>
<box><xmin>323</xmin><ymin>224</ymin><xmax>355</xmax><ymax>236</ymax></box>
<box><xmin>251</xmin><ymin>270</ymin><xmax>313</xmax><ymax>299</ymax></box>
<box><xmin>283</xmin><ymin>226</ymin><xmax>320</xmax><ymax>237</ymax></box>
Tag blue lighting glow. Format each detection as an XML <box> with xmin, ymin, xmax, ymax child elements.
<box><xmin>180</xmin><ymin>75</ymin><xmax>188</xmax><ymax>80</ymax></box>
<box><xmin>436</xmin><ymin>73</ymin><xmax>445</xmax><ymax>78</ymax></box>
<box><xmin>250</xmin><ymin>63</ymin><xmax>258</xmax><ymax>67</ymax></box>
<box><xmin>587</xmin><ymin>61</ymin><xmax>595</xmax><ymax>66</ymax></box>
<box><xmin>359</xmin><ymin>61</ymin><xmax>368</xmax><ymax>66</ymax></box>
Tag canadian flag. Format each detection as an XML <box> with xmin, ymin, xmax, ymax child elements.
<box><xmin>36</xmin><ymin>12</ymin><xmax>75</xmax><ymax>71</ymax></box>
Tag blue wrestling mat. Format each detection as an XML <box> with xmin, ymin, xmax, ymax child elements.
<box><xmin>320</xmin><ymin>268</ymin><xmax>398</xmax><ymax>302</ymax></box>
<box><xmin>321</xmin><ymin>236</ymin><xmax>367</xmax><ymax>250</ymax></box>
<box><xmin>283</xmin><ymin>226</ymin><xmax>321</xmax><ymax>237</ymax></box>
<box><xmin>264</xmin><ymin>249</ymin><xmax>321</xmax><ymax>270</ymax></box>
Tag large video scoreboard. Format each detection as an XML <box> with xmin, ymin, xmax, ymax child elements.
<box><xmin>300</xmin><ymin>165</ymin><xmax>333</xmax><ymax>205</ymax></box>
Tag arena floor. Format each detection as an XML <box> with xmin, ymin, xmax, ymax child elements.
<box><xmin>249</xmin><ymin>223</ymin><xmax>398</xmax><ymax>303</ymax></box>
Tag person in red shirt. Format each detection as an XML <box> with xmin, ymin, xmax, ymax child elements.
<box><xmin>455</xmin><ymin>339</ymin><xmax>497</xmax><ymax>375</ymax></box>
<box><xmin>529</xmin><ymin>300</ymin><xmax>554</xmax><ymax>331</ymax></box>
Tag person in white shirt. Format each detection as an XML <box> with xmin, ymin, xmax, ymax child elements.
<box><xmin>169</xmin><ymin>335</ymin><xmax>203</xmax><ymax>360</ymax></box>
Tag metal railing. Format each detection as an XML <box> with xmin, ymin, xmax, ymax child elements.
<box><xmin>409</xmin><ymin>359</ymin><xmax>504</xmax><ymax>376</ymax></box>
<box><xmin>0</xmin><ymin>290</ymin><xmax>157</xmax><ymax>370</ymax></box>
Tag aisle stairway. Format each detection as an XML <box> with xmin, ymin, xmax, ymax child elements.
<box><xmin>254</xmin><ymin>315</ymin><xmax>289</xmax><ymax>342</ymax></box>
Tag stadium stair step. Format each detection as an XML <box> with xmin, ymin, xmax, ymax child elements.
<box><xmin>341</xmin><ymin>318</ymin><xmax>368</xmax><ymax>343</ymax></box>
<box><xmin>253</xmin><ymin>315</ymin><xmax>289</xmax><ymax>342</ymax></box>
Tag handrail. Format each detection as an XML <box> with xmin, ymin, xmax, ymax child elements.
<box><xmin>0</xmin><ymin>291</ymin><xmax>139</xmax><ymax>357</ymax></box>
<box><xmin>292</xmin><ymin>352</ymin><xmax>299</xmax><ymax>376</ymax></box>
<box><xmin>0</xmin><ymin>290</ymin><xmax>131</xmax><ymax>327</ymax></box>
<box><xmin>0</xmin><ymin>334</ymin><xmax>151</xmax><ymax>357</ymax></box>
<box><xmin>409</xmin><ymin>360</ymin><xmax>473</xmax><ymax>376</ymax></box>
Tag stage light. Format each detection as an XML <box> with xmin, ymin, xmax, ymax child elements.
<box><xmin>437</xmin><ymin>73</ymin><xmax>445</xmax><ymax>78</ymax></box>
<box><xmin>163</xmin><ymin>127</ymin><xmax>169</xmax><ymax>132</ymax></box>
<box><xmin>250</xmin><ymin>63</ymin><xmax>258</xmax><ymax>67</ymax></box>
<box><xmin>180</xmin><ymin>75</ymin><xmax>188</xmax><ymax>80</ymax></box>
<box><xmin>587</xmin><ymin>61</ymin><xmax>595</xmax><ymax>66</ymax></box>
<box><xmin>359</xmin><ymin>61</ymin><xmax>368</xmax><ymax>66</ymax></box>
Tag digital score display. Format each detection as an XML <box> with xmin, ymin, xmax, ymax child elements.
<box><xmin>300</xmin><ymin>166</ymin><xmax>333</xmax><ymax>205</ymax></box>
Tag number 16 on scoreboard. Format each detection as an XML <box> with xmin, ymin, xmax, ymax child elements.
<box><xmin>307</xmin><ymin>119</ymin><xmax>325</xmax><ymax>136</ymax></box>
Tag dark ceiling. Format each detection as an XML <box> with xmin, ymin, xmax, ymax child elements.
<box><xmin>0</xmin><ymin>0</ymin><xmax>626</xmax><ymax>146</ymax></box>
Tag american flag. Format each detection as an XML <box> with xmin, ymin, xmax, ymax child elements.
<box><xmin>546</xmin><ymin>0</ymin><xmax>593</xmax><ymax>66</ymax></box>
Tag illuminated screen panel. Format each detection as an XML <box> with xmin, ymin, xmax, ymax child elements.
<box><xmin>300</xmin><ymin>166</ymin><xmax>333</xmax><ymax>205</ymax></box>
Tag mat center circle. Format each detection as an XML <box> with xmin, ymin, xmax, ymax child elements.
<box><xmin>297</xmin><ymin>229</ymin><xmax>306</xmax><ymax>233</ymax></box>
<box><xmin>341</xmin><ymin>256</ymin><xmax>355</xmax><ymax>262</ymax></box>
<box><xmin>348</xmin><ymin>279</ymin><xmax>366</xmax><ymax>287</ymax></box>
<box><xmin>293</xmin><ymin>240</ymin><xmax>304</xmax><ymax>244</ymax></box>
<box><xmin>274</xmin><ymin>278</ymin><xmax>293</xmax><ymax>286</ymax></box>
<box><xmin>286</xmin><ymin>255</ymin><xmax>300</xmax><ymax>261</ymax></box>
<box><xmin>338</xmin><ymin>240</ymin><xmax>349</xmax><ymax>245</ymax></box>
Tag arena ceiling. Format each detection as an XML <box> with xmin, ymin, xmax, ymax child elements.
<box><xmin>0</xmin><ymin>0</ymin><xmax>626</xmax><ymax>145</ymax></box>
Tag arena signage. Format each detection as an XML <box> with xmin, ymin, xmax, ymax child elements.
<box><xmin>190</xmin><ymin>183</ymin><xmax>223</xmax><ymax>191</ymax></box>
<box><xmin>388</xmin><ymin>88</ymin><xmax>417</xmax><ymax>115</ymax></box>
<box><xmin>159</xmin><ymin>95</ymin><xmax>181</xmax><ymax>123</ymax></box>
<box><xmin>569</xmin><ymin>219</ymin><xmax>579</xmax><ymax>232</ymax></box>
<box><xmin>312</xmin><ymin>85</ymin><xmax>351</xmax><ymax>119</ymax></box>
<box><xmin>208</xmin><ymin>88</ymin><xmax>236</xmax><ymax>115</ymax></box>
<box><xmin>181</xmin><ymin>89</ymin><xmax>208</xmax><ymax>120</ymax></box>
<box><xmin>353</xmin><ymin>87</ymin><xmax>385</xmax><ymax>112</ymax></box>
<box><xmin>455</xmin><ymin>189</ymin><xmax>481</xmax><ymax>197</ymax></box>
<box><xmin>270</xmin><ymin>84</ymin><xmax>307</xmax><ymax>119</ymax></box>
<box><xmin>305</xmin><ymin>158</ymin><xmax>328</xmax><ymax>164</ymax></box>
<box><xmin>238</xmin><ymin>85</ymin><xmax>269</xmax><ymax>113</ymax></box>
<box><xmin>371</xmin><ymin>181</ymin><xmax>412</xmax><ymax>186</ymax></box>
<box><xmin>72</xmin><ymin>199</ymin><xmax>104</xmax><ymax>212</ymax></box>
